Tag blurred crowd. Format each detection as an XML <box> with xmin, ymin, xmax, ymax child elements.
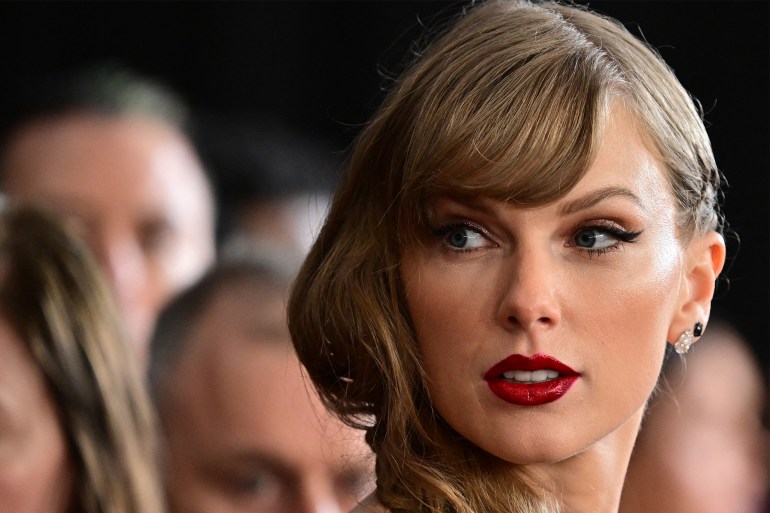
<box><xmin>0</xmin><ymin>65</ymin><xmax>765</xmax><ymax>513</ymax></box>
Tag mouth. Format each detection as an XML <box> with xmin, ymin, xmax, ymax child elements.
<box><xmin>484</xmin><ymin>353</ymin><xmax>580</xmax><ymax>406</ymax></box>
<box><xmin>499</xmin><ymin>369</ymin><xmax>561</xmax><ymax>383</ymax></box>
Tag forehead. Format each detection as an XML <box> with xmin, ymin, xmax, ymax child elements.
<box><xmin>2</xmin><ymin>113</ymin><xmax>212</xmax><ymax>223</ymax></box>
<box><xmin>567</xmin><ymin>102</ymin><xmax>670</xmax><ymax>202</ymax></box>
<box><xmin>173</xmin><ymin>338</ymin><xmax>366</xmax><ymax>473</ymax></box>
<box><xmin>169</xmin><ymin>284</ymin><xmax>366</xmax><ymax>469</ymax></box>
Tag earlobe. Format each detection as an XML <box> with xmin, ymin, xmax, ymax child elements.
<box><xmin>667</xmin><ymin>231</ymin><xmax>726</xmax><ymax>347</ymax></box>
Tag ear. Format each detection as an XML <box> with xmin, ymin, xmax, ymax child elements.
<box><xmin>667</xmin><ymin>231</ymin><xmax>726</xmax><ymax>346</ymax></box>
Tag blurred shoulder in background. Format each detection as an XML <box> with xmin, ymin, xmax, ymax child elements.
<box><xmin>621</xmin><ymin>319</ymin><xmax>768</xmax><ymax>513</ymax></box>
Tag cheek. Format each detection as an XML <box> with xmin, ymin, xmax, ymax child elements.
<box><xmin>0</xmin><ymin>417</ymin><xmax>72</xmax><ymax>512</ymax></box>
<box><xmin>401</xmin><ymin>256</ymin><xmax>489</xmax><ymax>389</ymax></box>
<box><xmin>401</xmin><ymin>257</ymin><xmax>445</xmax><ymax>369</ymax></box>
<box><xmin>155</xmin><ymin>229</ymin><xmax>214</xmax><ymax>298</ymax></box>
<box><xmin>584</xmin><ymin>228</ymin><xmax>683</xmax><ymax>335</ymax></box>
<box><xmin>626</xmin><ymin>239</ymin><xmax>682</xmax><ymax>329</ymax></box>
<box><xmin>575</xmin><ymin>240</ymin><xmax>683</xmax><ymax>406</ymax></box>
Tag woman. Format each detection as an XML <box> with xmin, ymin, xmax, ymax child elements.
<box><xmin>0</xmin><ymin>201</ymin><xmax>165</xmax><ymax>513</ymax></box>
<box><xmin>288</xmin><ymin>1</ymin><xmax>726</xmax><ymax>512</ymax></box>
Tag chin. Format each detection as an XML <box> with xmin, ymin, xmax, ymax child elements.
<box><xmin>471</xmin><ymin>435</ymin><xmax>581</xmax><ymax>468</ymax></box>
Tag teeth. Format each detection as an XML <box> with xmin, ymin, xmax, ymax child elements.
<box><xmin>502</xmin><ymin>370</ymin><xmax>530</xmax><ymax>381</ymax></box>
<box><xmin>501</xmin><ymin>369</ymin><xmax>560</xmax><ymax>383</ymax></box>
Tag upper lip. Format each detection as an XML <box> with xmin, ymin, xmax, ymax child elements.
<box><xmin>484</xmin><ymin>353</ymin><xmax>579</xmax><ymax>379</ymax></box>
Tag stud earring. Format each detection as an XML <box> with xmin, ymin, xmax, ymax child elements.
<box><xmin>674</xmin><ymin>329</ymin><xmax>694</xmax><ymax>355</ymax></box>
<box><xmin>693</xmin><ymin>321</ymin><xmax>704</xmax><ymax>338</ymax></box>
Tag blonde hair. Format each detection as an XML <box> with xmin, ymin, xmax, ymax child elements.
<box><xmin>0</xmin><ymin>203</ymin><xmax>165</xmax><ymax>513</ymax></box>
<box><xmin>288</xmin><ymin>1</ymin><xmax>722</xmax><ymax>512</ymax></box>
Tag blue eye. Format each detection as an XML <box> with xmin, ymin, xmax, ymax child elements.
<box><xmin>574</xmin><ymin>229</ymin><xmax>615</xmax><ymax>249</ymax></box>
<box><xmin>442</xmin><ymin>225</ymin><xmax>487</xmax><ymax>250</ymax></box>
<box><xmin>573</xmin><ymin>226</ymin><xmax>641</xmax><ymax>252</ymax></box>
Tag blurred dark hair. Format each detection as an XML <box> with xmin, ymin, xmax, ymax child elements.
<box><xmin>192</xmin><ymin>113</ymin><xmax>341</xmax><ymax>246</ymax></box>
<box><xmin>148</xmin><ymin>249</ymin><xmax>295</xmax><ymax>405</ymax></box>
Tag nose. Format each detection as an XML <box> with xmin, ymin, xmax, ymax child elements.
<box><xmin>496</xmin><ymin>244</ymin><xmax>561</xmax><ymax>331</ymax></box>
<box><xmin>295</xmin><ymin>477</ymin><xmax>345</xmax><ymax>513</ymax></box>
<box><xmin>92</xmin><ymin>235</ymin><xmax>152</xmax><ymax>347</ymax></box>
<box><xmin>299</xmin><ymin>498</ymin><xmax>342</xmax><ymax>513</ymax></box>
<box><xmin>296</xmin><ymin>493</ymin><xmax>343</xmax><ymax>513</ymax></box>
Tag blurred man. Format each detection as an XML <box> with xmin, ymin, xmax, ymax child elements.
<box><xmin>149</xmin><ymin>255</ymin><xmax>375</xmax><ymax>513</ymax></box>
<box><xmin>0</xmin><ymin>66</ymin><xmax>216</xmax><ymax>365</ymax></box>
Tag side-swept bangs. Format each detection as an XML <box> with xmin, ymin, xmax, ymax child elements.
<box><xmin>390</xmin><ymin>1</ymin><xmax>625</xmax><ymax>245</ymax></box>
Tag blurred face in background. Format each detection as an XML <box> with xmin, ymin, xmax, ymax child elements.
<box><xmin>621</xmin><ymin>325</ymin><xmax>769</xmax><ymax>513</ymax></box>
<box><xmin>236</xmin><ymin>193</ymin><xmax>330</xmax><ymax>257</ymax></box>
<box><xmin>0</xmin><ymin>315</ymin><xmax>72</xmax><ymax>513</ymax></box>
<box><xmin>2</xmin><ymin>113</ymin><xmax>216</xmax><ymax>365</ymax></box>
<box><xmin>159</xmin><ymin>280</ymin><xmax>375</xmax><ymax>513</ymax></box>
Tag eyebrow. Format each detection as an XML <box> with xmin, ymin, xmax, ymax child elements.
<box><xmin>557</xmin><ymin>186</ymin><xmax>642</xmax><ymax>216</ymax></box>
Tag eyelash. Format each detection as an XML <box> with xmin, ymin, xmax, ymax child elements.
<box><xmin>572</xmin><ymin>223</ymin><xmax>642</xmax><ymax>258</ymax></box>
<box><xmin>432</xmin><ymin>220</ymin><xmax>494</xmax><ymax>254</ymax></box>
<box><xmin>431</xmin><ymin>220</ymin><xmax>642</xmax><ymax>256</ymax></box>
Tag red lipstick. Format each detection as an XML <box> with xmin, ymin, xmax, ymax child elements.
<box><xmin>484</xmin><ymin>354</ymin><xmax>579</xmax><ymax>406</ymax></box>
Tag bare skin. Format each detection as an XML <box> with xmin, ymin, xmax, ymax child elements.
<box><xmin>2</xmin><ymin>113</ymin><xmax>215</xmax><ymax>364</ymax></box>
<box><xmin>621</xmin><ymin>324</ymin><xmax>768</xmax><ymax>513</ymax></box>
<box><xmin>160</xmin><ymin>280</ymin><xmax>375</xmax><ymax>513</ymax></box>
<box><xmin>0</xmin><ymin>316</ymin><xmax>72</xmax><ymax>513</ymax></box>
<box><xmin>389</xmin><ymin>103</ymin><xmax>725</xmax><ymax>513</ymax></box>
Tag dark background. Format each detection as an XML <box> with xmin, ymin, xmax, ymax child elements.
<box><xmin>1</xmin><ymin>1</ymin><xmax>768</xmax><ymax>371</ymax></box>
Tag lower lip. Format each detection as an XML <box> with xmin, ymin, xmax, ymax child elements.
<box><xmin>486</xmin><ymin>376</ymin><xmax>579</xmax><ymax>406</ymax></box>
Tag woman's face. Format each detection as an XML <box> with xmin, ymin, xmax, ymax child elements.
<box><xmin>0</xmin><ymin>316</ymin><xmax>72</xmax><ymax>512</ymax></box>
<box><xmin>401</xmin><ymin>104</ymin><xmax>694</xmax><ymax>465</ymax></box>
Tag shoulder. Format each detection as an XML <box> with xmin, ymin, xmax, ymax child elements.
<box><xmin>351</xmin><ymin>492</ymin><xmax>390</xmax><ymax>513</ymax></box>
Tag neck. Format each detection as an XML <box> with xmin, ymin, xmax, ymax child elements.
<box><xmin>526</xmin><ymin>408</ymin><xmax>644</xmax><ymax>513</ymax></box>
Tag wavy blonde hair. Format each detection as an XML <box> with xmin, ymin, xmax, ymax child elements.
<box><xmin>0</xmin><ymin>203</ymin><xmax>165</xmax><ymax>513</ymax></box>
<box><xmin>288</xmin><ymin>1</ymin><xmax>722</xmax><ymax>512</ymax></box>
